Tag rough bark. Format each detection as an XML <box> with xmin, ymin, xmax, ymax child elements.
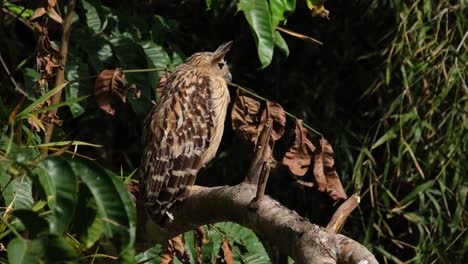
<box><xmin>136</xmin><ymin>183</ymin><xmax>378</xmax><ymax>264</ymax></box>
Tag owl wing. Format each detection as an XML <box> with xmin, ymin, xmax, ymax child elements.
<box><xmin>140</xmin><ymin>74</ymin><xmax>214</xmax><ymax>223</ymax></box>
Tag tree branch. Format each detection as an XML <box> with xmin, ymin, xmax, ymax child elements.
<box><xmin>42</xmin><ymin>0</ymin><xmax>76</xmax><ymax>157</ymax></box>
<box><xmin>136</xmin><ymin>183</ymin><xmax>378</xmax><ymax>264</ymax></box>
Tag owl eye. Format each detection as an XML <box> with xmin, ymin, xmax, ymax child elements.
<box><xmin>217</xmin><ymin>62</ymin><xmax>225</xmax><ymax>69</ymax></box>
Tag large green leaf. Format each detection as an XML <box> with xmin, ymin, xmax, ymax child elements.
<box><xmin>109</xmin><ymin>173</ymin><xmax>137</xmax><ymax>262</ymax></box>
<box><xmin>7</xmin><ymin>238</ymin><xmax>44</xmax><ymax>264</ymax></box>
<box><xmin>238</xmin><ymin>0</ymin><xmax>275</xmax><ymax>68</ymax></box>
<box><xmin>68</xmin><ymin>159</ymin><xmax>134</xmax><ymax>262</ymax></box>
<box><xmin>39</xmin><ymin>157</ymin><xmax>79</xmax><ymax>234</ymax></box>
<box><xmin>214</xmin><ymin>222</ymin><xmax>271</xmax><ymax>263</ymax></box>
<box><xmin>73</xmin><ymin>186</ymin><xmax>103</xmax><ymax>249</ymax></box>
<box><xmin>140</xmin><ymin>40</ymin><xmax>170</xmax><ymax>87</ymax></box>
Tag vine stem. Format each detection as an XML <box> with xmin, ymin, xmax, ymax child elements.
<box><xmin>228</xmin><ymin>82</ymin><xmax>323</xmax><ymax>137</ymax></box>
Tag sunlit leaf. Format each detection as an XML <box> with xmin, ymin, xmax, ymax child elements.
<box><xmin>238</xmin><ymin>0</ymin><xmax>275</xmax><ymax>68</ymax></box>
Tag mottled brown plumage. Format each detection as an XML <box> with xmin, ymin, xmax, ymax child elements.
<box><xmin>140</xmin><ymin>42</ymin><xmax>233</xmax><ymax>223</ymax></box>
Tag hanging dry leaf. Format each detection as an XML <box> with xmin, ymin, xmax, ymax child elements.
<box><xmin>94</xmin><ymin>69</ymin><xmax>127</xmax><ymax>115</ymax></box>
<box><xmin>266</xmin><ymin>101</ymin><xmax>286</xmax><ymax>141</ymax></box>
<box><xmin>231</xmin><ymin>91</ymin><xmax>265</xmax><ymax>143</ymax></box>
<box><xmin>30</xmin><ymin>0</ymin><xmax>63</xmax><ymax>23</ymax></box>
<box><xmin>194</xmin><ymin>226</ymin><xmax>208</xmax><ymax>264</ymax></box>
<box><xmin>313</xmin><ymin>138</ymin><xmax>347</xmax><ymax>200</ymax></box>
<box><xmin>282</xmin><ymin>119</ymin><xmax>316</xmax><ymax>177</ymax></box>
<box><xmin>231</xmin><ymin>90</ymin><xmax>287</xmax><ymax>145</ymax></box>
<box><xmin>161</xmin><ymin>235</ymin><xmax>190</xmax><ymax>264</ymax></box>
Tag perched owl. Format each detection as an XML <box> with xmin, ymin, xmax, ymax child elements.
<box><xmin>140</xmin><ymin>42</ymin><xmax>233</xmax><ymax>223</ymax></box>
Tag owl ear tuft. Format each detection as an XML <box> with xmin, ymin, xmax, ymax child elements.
<box><xmin>211</xmin><ymin>41</ymin><xmax>233</xmax><ymax>63</ymax></box>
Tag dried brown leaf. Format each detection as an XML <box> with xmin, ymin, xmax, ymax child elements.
<box><xmin>47</xmin><ymin>8</ymin><xmax>63</xmax><ymax>24</ymax></box>
<box><xmin>161</xmin><ymin>235</ymin><xmax>190</xmax><ymax>264</ymax></box>
<box><xmin>231</xmin><ymin>91</ymin><xmax>264</xmax><ymax>143</ymax></box>
<box><xmin>267</xmin><ymin>101</ymin><xmax>286</xmax><ymax>141</ymax></box>
<box><xmin>282</xmin><ymin>119</ymin><xmax>316</xmax><ymax>177</ymax></box>
<box><xmin>220</xmin><ymin>239</ymin><xmax>234</xmax><ymax>264</ymax></box>
<box><xmin>231</xmin><ymin>91</ymin><xmax>287</xmax><ymax>144</ymax></box>
<box><xmin>313</xmin><ymin>138</ymin><xmax>347</xmax><ymax>200</ymax></box>
<box><xmin>194</xmin><ymin>226</ymin><xmax>208</xmax><ymax>264</ymax></box>
<box><xmin>30</xmin><ymin>7</ymin><xmax>47</xmax><ymax>21</ymax></box>
<box><xmin>94</xmin><ymin>69</ymin><xmax>127</xmax><ymax>115</ymax></box>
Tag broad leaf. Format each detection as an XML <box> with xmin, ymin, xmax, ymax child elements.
<box><xmin>39</xmin><ymin>157</ymin><xmax>79</xmax><ymax>234</ymax></box>
<box><xmin>7</xmin><ymin>238</ymin><xmax>44</xmax><ymax>264</ymax></box>
<box><xmin>238</xmin><ymin>0</ymin><xmax>275</xmax><ymax>68</ymax></box>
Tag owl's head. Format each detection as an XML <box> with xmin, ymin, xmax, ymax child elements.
<box><xmin>185</xmin><ymin>41</ymin><xmax>233</xmax><ymax>82</ymax></box>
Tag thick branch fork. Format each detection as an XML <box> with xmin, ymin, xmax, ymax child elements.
<box><xmin>137</xmin><ymin>183</ymin><xmax>378</xmax><ymax>264</ymax></box>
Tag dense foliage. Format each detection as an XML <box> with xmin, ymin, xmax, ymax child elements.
<box><xmin>0</xmin><ymin>0</ymin><xmax>466</xmax><ymax>263</ymax></box>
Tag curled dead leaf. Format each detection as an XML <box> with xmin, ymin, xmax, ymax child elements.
<box><xmin>231</xmin><ymin>91</ymin><xmax>287</xmax><ymax>144</ymax></box>
<box><xmin>161</xmin><ymin>235</ymin><xmax>190</xmax><ymax>264</ymax></box>
<box><xmin>231</xmin><ymin>91</ymin><xmax>264</xmax><ymax>143</ymax></box>
<box><xmin>94</xmin><ymin>69</ymin><xmax>128</xmax><ymax>115</ymax></box>
<box><xmin>313</xmin><ymin>138</ymin><xmax>347</xmax><ymax>200</ymax></box>
<box><xmin>30</xmin><ymin>0</ymin><xmax>63</xmax><ymax>23</ymax></box>
<box><xmin>266</xmin><ymin>101</ymin><xmax>286</xmax><ymax>141</ymax></box>
<box><xmin>282</xmin><ymin>119</ymin><xmax>316</xmax><ymax>177</ymax></box>
<box><xmin>194</xmin><ymin>226</ymin><xmax>208</xmax><ymax>264</ymax></box>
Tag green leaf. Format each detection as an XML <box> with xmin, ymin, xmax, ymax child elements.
<box><xmin>140</xmin><ymin>40</ymin><xmax>170</xmax><ymax>86</ymax></box>
<box><xmin>238</xmin><ymin>0</ymin><xmax>275</xmax><ymax>68</ymax></box>
<box><xmin>81</xmin><ymin>0</ymin><xmax>107</xmax><ymax>34</ymax></box>
<box><xmin>64</xmin><ymin>54</ymin><xmax>90</xmax><ymax>117</ymax></box>
<box><xmin>17</xmin><ymin>82</ymin><xmax>69</xmax><ymax>119</ymax></box>
<box><xmin>371</xmin><ymin>129</ymin><xmax>397</xmax><ymax>150</ymax></box>
<box><xmin>214</xmin><ymin>222</ymin><xmax>270</xmax><ymax>263</ymax></box>
<box><xmin>7</xmin><ymin>238</ymin><xmax>44</xmax><ymax>264</ymax></box>
<box><xmin>398</xmin><ymin>180</ymin><xmax>434</xmax><ymax>207</ymax></box>
<box><xmin>4</xmin><ymin>2</ymin><xmax>34</xmax><ymax>19</ymax></box>
<box><xmin>39</xmin><ymin>157</ymin><xmax>79</xmax><ymax>234</ymax></box>
<box><xmin>32</xmin><ymin>140</ymin><xmax>102</xmax><ymax>148</ymax></box>
<box><xmin>273</xmin><ymin>30</ymin><xmax>289</xmax><ymax>56</ymax></box>
<box><xmin>68</xmin><ymin>159</ymin><xmax>134</xmax><ymax>262</ymax></box>
<box><xmin>1</xmin><ymin>175</ymin><xmax>34</xmax><ymax>210</ymax></box>
<box><xmin>135</xmin><ymin>245</ymin><xmax>162</xmax><ymax>264</ymax></box>
<box><xmin>11</xmin><ymin>209</ymin><xmax>48</xmax><ymax>238</ymax></box>
<box><xmin>269</xmin><ymin>0</ymin><xmax>296</xmax><ymax>26</ymax></box>
<box><xmin>109</xmin><ymin>172</ymin><xmax>136</xmax><ymax>262</ymax></box>
<box><xmin>42</xmin><ymin>235</ymin><xmax>78</xmax><ymax>264</ymax></box>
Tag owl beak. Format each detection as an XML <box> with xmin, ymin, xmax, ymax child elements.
<box><xmin>224</xmin><ymin>72</ymin><xmax>232</xmax><ymax>82</ymax></box>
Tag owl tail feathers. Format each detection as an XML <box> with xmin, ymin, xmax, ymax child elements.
<box><xmin>144</xmin><ymin>199</ymin><xmax>177</xmax><ymax>225</ymax></box>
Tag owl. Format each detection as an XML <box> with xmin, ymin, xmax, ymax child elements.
<box><xmin>140</xmin><ymin>42</ymin><xmax>233</xmax><ymax>223</ymax></box>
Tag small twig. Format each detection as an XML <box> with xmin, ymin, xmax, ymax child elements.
<box><xmin>42</xmin><ymin>0</ymin><xmax>77</xmax><ymax>157</ymax></box>
<box><xmin>0</xmin><ymin>53</ymin><xmax>28</xmax><ymax>97</ymax></box>
<box><xmin>254</xmin><ymin>162</ymin><xmax>271</xmax><ymax>201</ymax></box>
<box><xmin>275</xmin><ymin>26</ymin><xmax>323</xmax><ymax>45</ymax></box>
<box><xmin>228</xmin><ymin>82</ymin><xmax>323</xmax><ymax>137</ymax></box>
<box><xmin>245</xmin><ymin>119</ymin><xmax>272</xmax><ymax>184</ymax></box>
<box><xmin>326</xmin><ymin>193</ymin><xmax>360</xmax><ymax>233</ymax></box>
